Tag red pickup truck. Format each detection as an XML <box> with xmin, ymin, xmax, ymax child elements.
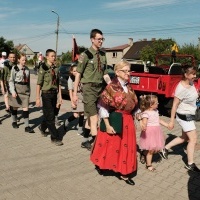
<box><xmin>128</xmin><ymin>54</ymin><xmax>199</xmax><ymax>114</ymax></box>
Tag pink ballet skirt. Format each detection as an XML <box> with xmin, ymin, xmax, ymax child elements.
<box><xmin>140</xmin><ymin>126</ymin><xmax>165</xmax><ymax>151</ymax></box>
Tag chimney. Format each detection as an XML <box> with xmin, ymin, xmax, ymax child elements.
<box><xmin>128</xmin><ymin>38</ymin><xmax>133</xmax><ymax>46</ymax></box>
<box><xmin>151</xmin><ymin>38</ymin><xmax>156</xmax><ymax>41</ymax></box>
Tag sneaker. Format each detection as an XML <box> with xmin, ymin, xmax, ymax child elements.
<box><xmin>161</xmin><ymin>148</ymin><xmax>168</xmax><ymax>159</ymax></box>
<box><xmin>81</xmin><ymin>141</ymin><xmax>92</xmax><ymax>151</ymax></box>
<box><xmin>78</xmin><ymin>132</ymin><xmax>84</xmax><ymax>137</ymax></box>
<box><xmin>64</xmin><ymin>119</ymin><xmax>69</xmax><ymax>131</ymax></box>
<box><xmin>38</xmin><ymin>125</ymin><xmax>48</xmax><ymax>137</ymax></box>
<box><xmin>51</xmin><ymin>140</ymin><xmax>64</xmax><ymax>146</ymax></box>
<box><xmin>25</xmin><ymin>126</ymin><xmax>35</xmax><ymax>133</ymax></box>
<box><xmin>185</xmin><ymin>163</ymin><xmax>200</xmax><ymax>172</ymax></box>
<box><xmin>12</xmin><ymin>122</ymin><xmax>19</xmax><ymax>129</ymax></box>
<box><xmin>77</xmin><ymin>127</ymin><xmax>83</xmax><ymax>136</ymax></box>
<box><xmin>55</xmin><ymin>121</ymin><xmax>61</xmax><ymax>126</ymax></box>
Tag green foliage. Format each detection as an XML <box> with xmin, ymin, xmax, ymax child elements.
<box><xmin>140</xmin><ymin>39</ymin><xmax>175</xmax><ymax>63</ymax></box>
<box><xmin>178</xmin><ymin>43</ymin><xmax>200</xmax><ymax>64</ymax></box>
<box><xmin>0</xmin><ymin>36</ymin><xmax>14</xmax><ymax>54</ymax></box>
<box><xmin>60</xmin><ymin>46</ymin><xmax>87</xmax><ymax>64</ymax></box>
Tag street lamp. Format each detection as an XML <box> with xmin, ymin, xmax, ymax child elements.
<box><xmin>51</xmin><ymin>10</ymin><xmax>59</xmax><ymax>56</ymax></box>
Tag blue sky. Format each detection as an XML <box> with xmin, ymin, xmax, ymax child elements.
<box><xmin>0</xmin><ymin>0</ymin><xmax>199</xmax><ymax>55</ymax></box>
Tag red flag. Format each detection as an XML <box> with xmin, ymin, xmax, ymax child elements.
<box><xmin>72</xmin><ymin>35</ymin><xmax>79</xmax><ymax>62</ymax></box>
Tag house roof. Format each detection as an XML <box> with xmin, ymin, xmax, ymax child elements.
<box><xmin>15</xmin><ymin>44</ymin><xmax>34</xmax><ymax>54</ymax></box>
<box><xmin>15</xmin><ymin>44</ymin><xmax>26</xmax><ymax>51</ymax></box>
<box><xmin>104</xmin><ymin>44</ymin><xmax>130</xmax><ymax>51</ymax></box>
<box><xmin>123</xmin><ymin>40</ymin><xmax>154</xmax><ymax>60</ymax></box>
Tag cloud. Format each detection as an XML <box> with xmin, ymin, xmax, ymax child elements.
<box><xmin>104</xmin><ymin>0</ymin><xmax>179</xmax><ymax>10</ymax></box>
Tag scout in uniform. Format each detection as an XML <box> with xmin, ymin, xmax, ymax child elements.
<box><xmin>36</xmin><ymin>49</ymin><xmax>63</xmax><ymax>146</ymax></box>
<box><xmin>72</xmin><ymin>29</ymin><xmax>111</xmax><ymax>150</ymax></box>
<box><xmin>9</xmin><ymin>53</ymin><xmax>34</xmax><ymax>133</ymax></box>
<box><xmin>2</xmin><ymin>52</ymin><xmax>16</xmax><ymax>114</ymax></box>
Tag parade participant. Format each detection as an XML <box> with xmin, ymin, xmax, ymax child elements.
<box><xmin>161</xmin><ymin>64</ymin><xmax>200</xmax><ymax>172</ymax></box>
<box><xmin>2</xmin><ymin>52</ymin><xmax>16</xmax><ymax>114</ymax></box>
<box><xmin>36</xmin><ymin>49</ymin><xmax>63</xmax><ymax>146</ymax></box>
<box><xmin>139</xmin><ymin>95</ymin><xmax>168</xmax><ymax>171</ymax></box>
<box><xmin>9</xmin><ymin>53</ymin><xmax>34</xmax><ymax>133</ymax></box>
<box><xmin>64</xmin><ymin>64</ymin><xmax>84</xmax><ymax>135</ymax></box>
<box><xmin>0</xmin><ymin>52</ymin><xmax>7</xmax><ymax>68</ymax></box>
<box><xmin>72</xmin><ymin>29</ymin><xmax>111</xmax><ymax>150</ymax></box>
<box><xmin>91</xmin><ymin>60</ymin><xmax>138</xmax><ymax>185</ymax></box>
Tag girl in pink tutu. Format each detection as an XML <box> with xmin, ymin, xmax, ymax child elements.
<box><xmin>139</xmin><ymin>95</ymin><xmax>168</xmax><ymax>171</ymax></box>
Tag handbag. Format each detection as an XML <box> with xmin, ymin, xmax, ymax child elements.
<box><xmin>100</xmin><ymin>111</ymin><xmax>123</xmax><ymax>134</ymax></box>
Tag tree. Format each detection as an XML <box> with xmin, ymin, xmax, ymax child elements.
<box><xmin>0</xmin><ymin>37</ymin><xmax>14</xmax><ymax>54</ymax></box>
<box><xmin>60</xmin><ymin>46</ymin><xmax>87</xmax><ymax>64</ymax></box>
<box><xmin>140</xmin><ymin>39</ymin><xmax>175</xmax><ymax>63</ymax></box>
<box><xmin>178</xmin><ymin>43</ymin><xmax>200</xmax><ymax>63</ymax></box>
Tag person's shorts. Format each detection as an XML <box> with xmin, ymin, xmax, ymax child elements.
<box><xmin>176</xmin><ymin>115</ymin><xmax>196</xmax><ymax>132</ymax></box>
<box><xmin>82</xmin><ymin>83</ymin><xmax>102</xmax><ymax>117</ymax></box>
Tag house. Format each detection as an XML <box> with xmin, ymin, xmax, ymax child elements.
<box><xmin>15</xmin><ymin>44</ymin><xmax>35</xmax><ymax>60</ymax></box>
<box><xmin>123</xmin><ymin>38</ymin><xmax>155</xmax><ymax>60</ymax></box>
<box><xmin>104</xmin><ymin>38</ymin><xmax>133</xmax><ymax>66</ymax></box>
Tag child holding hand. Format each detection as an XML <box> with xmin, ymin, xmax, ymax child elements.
<box><xmin>139</xmin><ymin>95</ymin><xmax>168</xmax><ymax>171</ymax></box>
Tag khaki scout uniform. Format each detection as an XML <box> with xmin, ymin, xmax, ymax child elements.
<box><xmin>37</xmin><ymin>63</ymin><xmax>61</xmax><ymax>141</ymax></box>
<box><xmin>9</xmin><ymin>65</ymin><xmax>30</xmax><ymax>108</ymax></box>
<box><xmin>3</xmin><ymin>61</ymin><xmax>15</xmax><ymax>93</ymax></box>
<box><xmin>77</xmin><ymin>46</ymin><xmax>108</xmax><ymax>116</ymax></box>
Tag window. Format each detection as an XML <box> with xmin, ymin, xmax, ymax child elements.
<box><xmin>112</xmin><ymin>52</ymin><xmax>117</xmax><ymax>58</ymax></box>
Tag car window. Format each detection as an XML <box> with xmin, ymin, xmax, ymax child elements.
<box><xmin>59</xmin><ymin>65</ymin><xmax>71</xmax><ymax>73</ymax></box>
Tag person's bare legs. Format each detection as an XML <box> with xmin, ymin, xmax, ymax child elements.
<box><xmin>4</xmin><ymin>94</ymin><xmax>9</xmax><ymax>111</ymax></box>
<box><xmin>185</xmin><ymin>130</ymin><xmax>197</xmax><ymax>164</ymax></box>
<box><xmin>165</xmin><ymin>131</ymin><xmax>188</xmax><ymax>150</ymax></box>
<box><xmin>88</xmin><ymin>114</ymin><xmax>98</xmax><ymax>136</ymax></box>
<box><xmin>146</xmin><ymin>150</ymin><xmax>155</xmax><ymax>171</ymax></box>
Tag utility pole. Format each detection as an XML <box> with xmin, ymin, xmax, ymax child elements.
<box><xmin>51</xmin><ymin>10</ymin><xmax>59</xmax><ymax>56</ymax></box>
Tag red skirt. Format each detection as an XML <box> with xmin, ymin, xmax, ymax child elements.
<box><xmin>90</xmin><ymin>113</ymin><xmax>137</xmax><ymax>175</ymax></box>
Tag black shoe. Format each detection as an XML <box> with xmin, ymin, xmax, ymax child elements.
<box><xmin>95</xmin><ymin>165</ymin><xmax>104</xmax><ymax>176</ymax></box>
<box><xmin>81</xmin><ymin>140</ymin><xmax>92</xmax><ymax>151</ymax></box>
<box><xmin>118</xmin><ymin>176</ymin><xmax>135</xmax><ymax>185</ymax></box>
<box><xmin>51</xmin><ymin>140</ymin><xmax>64</xmax><ymax>146</ymax></box>
<box><xmin>12</xmin><ymin>122</ymin><xmax>19</xmax><ymax>129</ymax></box>
<box><xmin>38</xmin><ymin>125</ymin><xmax>48</xmax><ymax>137</ymax></box>
<box><xmin>5</xmin><ymin>109</ymin><xmax>10</xmax><ymax>114</ymax></box>
<box><xmin>25</xmin><ymin>126</ymin><xmax>35</xmax><ymax>133</ymax></box>
<box><xmin>185</xmin><ymin>163</ymin><xmax>200</xmax><ymax>172</ymax></box>
<box><xmin>160</xmin><ymin>148</ymin><xmax>168</xmax><ymax>159</ymax></box>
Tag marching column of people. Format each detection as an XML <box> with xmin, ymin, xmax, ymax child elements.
<box><xmin>0</xmin><ymin>28</ymin><xmax>200</xmax><ymax>188</ymax></box>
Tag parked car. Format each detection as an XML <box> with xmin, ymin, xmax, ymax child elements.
<box><xmin>59</xmin><ymin>63</ymin><xmax>75</xmax><ymax>95</ymax></box>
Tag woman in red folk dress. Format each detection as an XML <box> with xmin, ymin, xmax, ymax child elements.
<box><xmin>90</xmin><ymin>60</ymin><xmax>138</xmax><ymax>186</ymax></box>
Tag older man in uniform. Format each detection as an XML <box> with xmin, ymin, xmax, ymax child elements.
<box><xmin>73</xmin><ymin>29</ymin><xmax>111</xmax><ymax>150</ymax></box>
<box><xmin>36</xmin><ymin>49</ymin><xmax>63</xmax><ymax>146</ymax></box>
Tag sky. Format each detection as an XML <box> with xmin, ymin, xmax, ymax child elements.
<box><xmin>0</xmin><ymin>0</ymin><xmax>200</xmax><ymax>55</ymax></box>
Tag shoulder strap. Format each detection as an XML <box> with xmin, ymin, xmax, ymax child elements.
<box><xmin>41</xmin><ymin>63</ymin><xmax>49</xmax><ymax>71</ymax></box>
<box><xmin>84</xmin><ymin>49</ymin><xmax>93</xmax><ymax>59</ymax></box>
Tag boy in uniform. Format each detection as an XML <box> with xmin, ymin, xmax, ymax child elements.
<box><xmin>36</xmin><ymin>49</ymin><xmax>63</xmax><ymax>146</ymax></box>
